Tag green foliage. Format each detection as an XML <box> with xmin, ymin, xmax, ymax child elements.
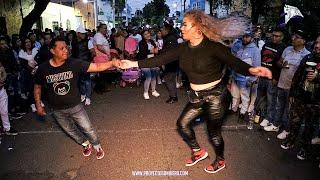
<box><xmin>115</xmin><ymin>0</ymin><xmax>125</xmax><ymax>13</ymax></box>
<box><xmin>142</xmin><ymin>0</ymin><xmax>170</xmax><ymax>25</ymax></box>
<box><xmin>212</xmin><ymin>0</ymin><xmax>232</xmax><ymax>8</ymax></box>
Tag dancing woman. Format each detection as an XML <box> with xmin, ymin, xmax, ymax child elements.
<box><xmin>121</xmin><ymin>10</ymin><xmax>271</xmax><ymax>173</ymax></box>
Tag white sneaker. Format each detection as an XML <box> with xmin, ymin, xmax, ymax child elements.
<box><xmin>264</xmin><ymin>124</ymin><xmax>279</xmax><ymax>132</ymax></box>
<box><xmin>81</xmin><ymin>95</ymin><xmax>86</xmax><ymax>102</ymax></box>
<box><xmin>260</xmin><ymin>119</ymin><xmax>269</xmax><ymax>127</ymax></box>
<box><xmin>21</xmin><ymin>93</ymin><xmax>28</xmax><ymax>100</ymax></box>
<box><xmin>151</xmin><ymin>91</ymin><xmax>160</xmax><ymax>97</ymax></box>
<box><xmin>176</xmin><ymin>83</ymin><xmax>182</xmax><ymax>88</ymax></box>
<box><xmin>311</xmin><ymin>137</ymin><xmax>320</xmax><ymax>145</ymax></box>
<box><xmin>85</xmin><ymin>98</ymin><xmax>91</xmax><ymax>106</ymax></box>
<box><xmin>40</xmin><ymin>101</ymin><xmax>45</xmax><ymax>107</ymax></box>
<box><xmin>277</xmin><ymin>130</ymin><xmax>290</xmax><ymax>139</ymax></box>
<box><xmin>143</xmin><ymin>92</ymin><xmax>150</xmax><ymax>100</ymax></box>
<box><xmin>30</xmin><ymin>104</ymin><xmax>37</xmax><ymax>112</ymax></box>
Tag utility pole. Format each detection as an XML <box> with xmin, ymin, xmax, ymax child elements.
<box><xmin>94</xmin><ymin>0</ymin><xmax>98</xmax><ymax>28</ymax></box>
<box><xmin>112</xmin><ymin>0</ymin><xmax>116</xmax><ymax>27</ymax></box>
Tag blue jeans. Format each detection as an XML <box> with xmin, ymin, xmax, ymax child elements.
<box><xmin>141</xmin><ymin>68</ymin><xmax>157</xmax><ymax>93</ymax></box>
<box><xmin>255</xmin><ymin>78</ymin><xmax>277</xmax><ymax>122</ymax></box>
<box><xmin>79</xmin><ymin>73</ymin><xmax>92</xmax><ymax>99</ymax></box>
<box><xmin>52</xmin><ymin>104</ymin><xmax>100</xmax><ymax>146</ymax></box>
<box><xmin>273</xmin><ymin>88</ymin><xmax>289</xmax><ymax>129</ymax></box>
<box><xmin>234</xmin><ymin>80</ymin><xmax>257</xmax><ymax>114</ymax></box>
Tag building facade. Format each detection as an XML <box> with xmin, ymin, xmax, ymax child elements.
<box><xmin>188</xmin><ymin>0</ymin><xmax>252</xmax><ymax>18</ymax></box>
<box><xmin>0</xmin><ymin>0</ymin><xmax>95</xmax><ymax>36</ymax></box>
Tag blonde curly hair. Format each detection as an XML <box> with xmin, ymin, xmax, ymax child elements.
<box><xmin>184</xmin><ymin>10</ymin><xmax>250</xmax><ymax>42</ymax></box>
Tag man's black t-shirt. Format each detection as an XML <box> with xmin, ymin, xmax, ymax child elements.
<box><xmin>34</xmin><ymin>58</ymin><xmax>90</xmax><ymax>110</ymax></box>
<box><xmin>261</xmin><ymin>42</ymin><xmax>286</xmax><ymax>81</ymax></box>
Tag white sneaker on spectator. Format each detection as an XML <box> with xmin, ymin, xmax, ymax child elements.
<box><xmin>85</xmin><ymin>98</ymin><xmax>91</xmax><ymax>106</ymax></box>
<box><xmin>30</xmin><ymin>104</ymin><xmax>37</xmax><ymax>112</ymax></box>
<box><xmin>151</xmin><ymin>91</ymin><xmax>160</xmax><ymax>97</ymax></box>
<box><xmin>264</xmin><ymin>124</ymin><xmax>279</xmax><ymax>132</ymax></box>
<box><xmin>41</xmin><ymin>101</ymin><xmax>45</xmax><ymax>107</ymax></box>
<box><xmin>81</xmin><ymin>95</ymin><xmax>86</xmax><ymax>102</ymax></box>
<box><xmin>176</xmin><ymin>82</ymin><xmax>183</xmax><ymax>88</ymax></box>
<box><xmin>259</xmin><ymin>119</ymin><xmax>269</xmax><ymax>127</ymax></box>
<box><xmin>143</xmin><ymin>92</ymin><xmax>150</xmax><ymax>100</ymax></box>
<box><xmin>311</xmin><ymin>137</ymin><xmax>320</xmax><ymax>145</ymax></box>
<box><xmin>277</xmin><ymin>130</ymin><xmax>290</xmax><ymax>139</ymax></box>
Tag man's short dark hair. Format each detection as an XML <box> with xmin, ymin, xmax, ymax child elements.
<box><xmin>272</xmin><ymin>27</ymin><xmax>284</xmax><ymax>34</ymax></box>
<box><xmin>163</xmin><ymin>23</ymin><xmax>174</xmax><ymax>32</ymax></box>
<box><xmin>49</xmin><ymin>37</ymin><xmax>65</xmax><ymax>49</ymax></box>
<box><xmin>97</xmin><ymin>23</ymin><xmax>107</xmax><ymax>31</ymax></box>
<box><xmin>43</xmin><ymin>32</ymin><xmax>52</xmax><ymax>38</ymax></box>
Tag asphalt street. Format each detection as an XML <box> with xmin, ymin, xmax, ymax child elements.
<box><xmin>1</xmin><ymin>84</ymin><xmax>319</xmax><ymax>180</ymax></box>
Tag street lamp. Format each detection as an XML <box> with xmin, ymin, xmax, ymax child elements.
<box><xmin>124</xmin><ymin>6</ymin><xmax>128</xmax><ymax>26</ymax></box>
<box><xmin>83</xmin><ymin>0</ymin><xmax>98</xmax><ymax>28</ymax></box>
<box><xmin>173</xmin><ymin>2</ymin><xmax>177</xmax><ymax>9</ymax></box>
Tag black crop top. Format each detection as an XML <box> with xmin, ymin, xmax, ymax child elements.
<box><xmin>138</xmin><ymin>38</ymin><xmax>252</xmax><ymax>84</ymax></box>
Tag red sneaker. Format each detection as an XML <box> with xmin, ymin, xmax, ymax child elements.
<box><xmin>96</xmin><ymin>148</ymin><xmax>105</xmax><ymax>160</ymax></box>
<box><xmin>83</xmin><ymin>144</ymin><xmax>92</xmax><ymax>157</ymax></box>
<box><xmin>185</xmin><ymin>149</ymin><xmax>208</xmax><ymax>167</ymax></box>
<box><xmin>204</xmin><ymin>159</ymin><xmax>226</xmax><ymax>174</ymax></box>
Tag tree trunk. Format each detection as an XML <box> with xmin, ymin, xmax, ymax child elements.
<box><xmin>19</xmin><ymin>0</ymin><xmax>50</xmax><ymax>38</ymax></box>
<box><xmin>209</xmin><ymin>0</ymin><xmax>213</xmax><ymax>16</ymax></box>
<box><xmin>250</xmin><ymin>0</ymin><xmax>261</xmax><ymax>24</ymax></box>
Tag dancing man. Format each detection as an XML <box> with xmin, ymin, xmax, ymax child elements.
<box><xmin>120</xmin><ymin>10</ymin><xmax>272</xmax><ymax>173</ymax></box>
<box><xmin>34</xmin><ymin>38</ymin><xmax>120</xmax><ymax>160</ymax></box>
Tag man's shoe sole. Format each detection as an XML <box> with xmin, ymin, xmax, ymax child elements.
<box><xmin>280</xmin><ymin>144</ymin><xmax>292</xmax><ymax>150</ymax></box>
<box><xmin>97</xmin><ymin>152</ymin><xmax>105</xmax><ymax>160</ymax></box>
<box><xmin>185</xmin><ymin>152</ymin><xmax>208</xmax><ymax>167</ymax></box>
<box><xmin>5</xmin><ymin>132</ymin><xmax>18</xmax><ymax>136</ymax></box>
<box><xmin>264</xmin><ymin>128</ymin><xmax>279</xmax><ymax>132</ymax></box>
<box><xmin>297</xmin><ymin>155</ymin><xmax>305</xmax><ymax>160</ymax></box>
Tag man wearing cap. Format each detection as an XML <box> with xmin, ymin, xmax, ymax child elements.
<box><xmin>257</xmin><ymin>27</ymin><xmax>286</xmax><ymax>137</ymax></box>
<box><xmin>280</xmin><ymin>35</ymin><xmax>320</xmax><ymax>161</ymax></box>
<box><xmin>231</xmin><ymin>31</ymin><xmax>261</xmax><ymax>119</ymax></box>
<box><xmin>264</xmin><ymin>30</ymin><xmax>310</xmax><ymax>133</ymax></box>
<box><xmin>75</xmin><ymin>27</ymin><xmax>92</xmax><ymax>105</ymax></box>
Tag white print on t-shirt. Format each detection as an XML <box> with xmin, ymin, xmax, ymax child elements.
<box><xmin>46</xmin><ymin>71</ymin><xmax>73</xmax><ymax>83</ymax></box>
<box><xmin>53</xmin><ymin>81</ymin><xmax>71</xmax><ymax>96</ymax></box>
<box><xmin>45</xmin><ymin>71</ymin><xmax>74</xmax><ymax>96</ymax></box>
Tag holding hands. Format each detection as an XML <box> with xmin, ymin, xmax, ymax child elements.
<box><xmin>111</xmin><ymin>59</ymin><xmax>122</xmax><ymax>68</ymax></box>
<box><xmin>119</xmin><ymin>60</ymin><xmax>139</xmax><ymax>69</ymax></box>
<box><xmin>249</xmin><ymin>67</ymin><xmax>272</xmax><ymax>79</ymax></box>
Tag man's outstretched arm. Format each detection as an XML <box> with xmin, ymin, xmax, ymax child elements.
<box><xmin>87</xmin><ymin>60</ymin><xmax>121</xmax><ymax>72</ymax></box>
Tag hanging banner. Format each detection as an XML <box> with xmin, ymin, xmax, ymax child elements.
<box><xmin>284</xmin><ymin>4</ymin><xmax>304</xmax><ymax>24</ymax></box>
